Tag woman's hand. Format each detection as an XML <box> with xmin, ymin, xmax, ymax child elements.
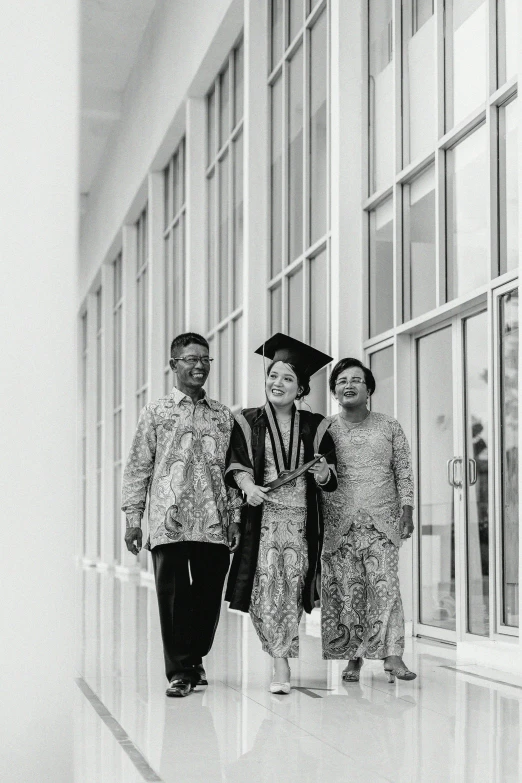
<box><xmin>400</xmin><ymin>506</ymin><xmax>414</xmax><ymax>539</ymax></box>
<box><xmin>243</xmin><ymin>481</ymin><xmax>270</xmax><ymax>507</ymax></box>
<box><xmin>308</xmin><ymin>454</ymin><xmax>330</xmax><ymax>484</ymax></box>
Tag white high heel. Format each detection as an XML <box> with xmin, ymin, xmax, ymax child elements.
<box><xmin>269</xmin><ymin>680</ymin><xmax>291</xmax><ymax>694</ymax></box>
<box><xmin>270</xmin><ymin>661</ymin><xmax>291</xmax><ymax>694</ymax></box>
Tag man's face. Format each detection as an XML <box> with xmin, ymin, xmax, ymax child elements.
<box><xmin>170</xmin><ymin>342</ymin><xmax>211</xmax><ymax>391</ymax></box>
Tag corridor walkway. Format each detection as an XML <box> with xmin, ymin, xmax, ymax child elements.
<box><xmin>75</xmin><ymin>567</ymin><xmax>521</xmax><ymax>782</ymax></box>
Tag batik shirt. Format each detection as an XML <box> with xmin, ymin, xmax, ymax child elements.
<box><xmin>122</xmin><ymin>387</ymin><xmax>241</xmax><ymax>549</ymax></box>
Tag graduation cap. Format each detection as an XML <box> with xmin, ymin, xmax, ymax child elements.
<box><xmin>255</xmin><ymin>333</ymin><xmax>333</xmax><ymax>379</ymax></box>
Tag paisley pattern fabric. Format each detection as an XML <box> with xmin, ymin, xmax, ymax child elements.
<box><xmin>122</xmin><ymin>387</ymin><xmax>241</xmax><ymax>549</ymax></box>
<box><xmin>322</xmin><ymin>515</ymin><xmax>404</xmax><ymax>659</ymax></box>
<box><xmin>247</xmin><ymin>422</ymin><xmax>308</xmax><ymax>657</ymax></box>
<box><xmin>321</xmin><ymin>411</ymin><xmax>413</xmax><ymax>660</ymax></box>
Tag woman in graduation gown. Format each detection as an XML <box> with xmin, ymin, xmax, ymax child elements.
<box><xmin>225</xmin><ymin>334</ymin><xmax>337</xmax><ymax>694</ymax></box>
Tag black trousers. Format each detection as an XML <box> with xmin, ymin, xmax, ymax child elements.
<box><xmin>151</xmin><ymin>541</ymin><xmax>230</xmax><ymax>683</ymax></box>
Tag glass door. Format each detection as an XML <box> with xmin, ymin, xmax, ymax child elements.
<box><xmin>415</xmin><ymin>307</ymin><xmax>490</xmax><ymax>641</ymax></box>
<box><xmin>414</xmin><ymin>293</ymin><xmax>519</xmax><ymax>641</ymax></box>
<box><xmin>417</xmin><ymin>325</ymin><xmax>457</xmax><ymax>635</ymax></box>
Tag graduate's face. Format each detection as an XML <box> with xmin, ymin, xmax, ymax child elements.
<box><xmin>266</xmin><ymin>361</ymin><xmax>301</xmax><ymax>407</ymax></box>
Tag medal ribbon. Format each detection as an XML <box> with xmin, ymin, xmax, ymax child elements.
<box><xmin>265</xmin><ymin>402</ymin><xmax>301</xmax><ymax>474</ymax></box>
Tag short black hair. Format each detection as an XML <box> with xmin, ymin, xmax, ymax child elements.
<box><xmin>267</xmin><ymin>359</ymin><xmax>311</xmax><ymax>400</ymax></box>
<box><xmin>329</xmin><ymin>358</ymin><xmax>376</xmax><ymax>396</ymax></box>
<box><xmin>170</xmin><ymin>332</ymin><xmax>209</xmax><ymax>359</ymax></box>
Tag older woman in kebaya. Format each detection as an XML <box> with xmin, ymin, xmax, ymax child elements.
<box><xmin>321</xmin><ymin>358</ymin><xmax>416</xmax><ymax>683</ymax></box>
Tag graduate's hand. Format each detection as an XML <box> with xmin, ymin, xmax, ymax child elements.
<box><xmin>227</xmin><ymin>522</ymin><xmax>241</xmax><ymax>552</ymax></box>
<box><xmin>244</xmin><ymin>484</ymin><xmax>270</xmax><ymax>507</ymax></box>
<box><xmin>125</xmin><ymin>525</ymin><xmax>142</xmax><ymax>556</ymax></box>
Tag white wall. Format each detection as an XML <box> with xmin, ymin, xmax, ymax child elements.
<box><xmin>0</xmin><ymin>1</ymin><xmax>79</xmax><ymax>780</ymax></box>
<box><xmin>80</xmin><ymin>0</ymin><xmax>243</xmax><ymax>298</ymax></box>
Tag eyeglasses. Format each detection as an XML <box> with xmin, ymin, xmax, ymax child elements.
<box><xmin>335</xmin><ymin>377</ymin><xmax>366</xmax><ymax>387</ymax></box>
<box><xmin>176</xmin><ymin>355</ymin><xmax>213</xmax><ymax>366</ymax></box>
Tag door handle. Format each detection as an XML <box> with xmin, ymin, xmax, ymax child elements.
<box><xmin>446</xmin><ymin>458</ymin><xmax>456</xmax><ymax>487</ymax></box>
<box><xmin>446</xmin><ymin>457</ymin><xmax>463</xmax><ymax>488</ymax></box>
<box><xmin>468</xmin><ymin>458</ymin><xmax>477</xmax><ymax>486</ymax></box>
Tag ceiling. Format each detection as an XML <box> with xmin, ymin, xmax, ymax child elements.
<box><xmin>80</xmin><ymin>0</ymin><xmax>157</xmax><ymax>209</ymax></box>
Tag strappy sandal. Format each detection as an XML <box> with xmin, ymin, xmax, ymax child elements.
<box><xmin>341</xmin><ymin>658</ymin><xmax>363</xmax><ymax>682</ymax></box>
<box><xmin>384</xmin><ymin>666</ymin><xmax>417</xmax><ymax>683</ymax></box>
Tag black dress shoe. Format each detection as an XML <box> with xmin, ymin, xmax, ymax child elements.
<box><xmin>166</xmin><ymin>677</ymin><xmax>193</xmax><ymax>697</ymax></box>
<box><xmin>193</xmin><ymin>664</ymin><xmax>208</xmax><ymax>686</ymax></box>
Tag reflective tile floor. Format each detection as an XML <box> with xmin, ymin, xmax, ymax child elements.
<box><xmin>76</xmin><ymin>567</ymin><xmax>522</xmax><ymax>782</ymax></box>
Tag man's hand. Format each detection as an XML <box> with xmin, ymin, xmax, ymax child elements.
<box><xmin>125</xmin><ymin>526</ymin><xmax>143</xmax><ymax>555</ymax></box>
<box><xmin>227</xmin><ymin>522</ymin><xmax>241</xmax><ymax>552</ymax></box>
<box><xmin>400</xmin><ymin>506</ymin><xmax>414</xmax><ymax>540</ymax></box>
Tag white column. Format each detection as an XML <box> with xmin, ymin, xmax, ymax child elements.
<box><xmin>330</xmin><ymin>0</ymin><xmax>365</xmax><ymax>364</ymax></box>
<box><xmin>243</xmin><ymin>0</ymin><xmax>269</xmax><ymax>406</ymax></box>
<box><xmin>0</xmin><ymin>0</ymin><xmax>79</xmax><ymax>778</ymax></box>
<box><xmin>185</xmin><ymin>97</ymin><xmax>207</xmax><ymax>335</ymax></box>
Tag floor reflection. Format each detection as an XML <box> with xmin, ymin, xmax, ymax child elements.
<box><xmin>76</xmin><ymin>566</ymin><xmax>522</xmax><ymax>783</ymax></box>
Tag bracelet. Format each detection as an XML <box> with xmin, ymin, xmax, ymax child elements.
<box><xmin>315</xmin><ymin>468</ymin><xmax>331</xmax><ymax>486</ymax></box>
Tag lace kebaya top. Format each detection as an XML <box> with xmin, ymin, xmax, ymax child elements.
<box><xmin>322</xmin><ymin>411</ymin><xmax>414</xmax><ymax>549</ymax></box>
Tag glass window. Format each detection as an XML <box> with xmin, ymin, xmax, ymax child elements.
<box><xmin>164</xmin><ymin>139</ymin><xmax>186</xmax><ymax>392</ymax></box>
<box><xmin>445</xmin><ymin>0</ymin><xmax>487</xmax><ymax>129</ymax></box>
<box><xmin>446</xmin><ymin>125</ymin><xmax>488</xmax><ymax>300</ymax></box>
<box><xmin>233</xmin><ymin>316</ymin><xmax>243</xmax><ymax>406</ymax></box>
<box><xmin>271</xmin><ymin>76</ymin><xmax>283</xmax><ymax>277</ymax></box>
<box><xmin>207</xmin><ymin>87</ymin><xmax>216</xmax><ymax>164</ymax></box>
<box><xmin>207</xmin><ymin>42</ymin><xmax>244</xmax><ymax>406</ymax></box>
<box><xmin>81</xmin><ymin>312</ymin><xmax>88</xmax><ymax>556</ymax></box>
<box><xmin>233</xmin><ymin>132</ymin><xmax>243</xmax><ymax>308</ymax></box>
<box><xmin>219</xmin><ymin>65</ymin><xmax>230</xmax><ymax>150</ymax></box>
<box><xmin>369</xmin><ymin>0</ymin><xmax>394</xmax><ymax>193</ymax></box>
<box><xmin>500</xmin><ymin>289</ymin><xmax>519</xmax><ymax>628</ymax></box>
<box><xmin>136</xmin><ymin>207</ymin><xmax>149</xmax><ymax>415</ymax></box>
<box><xmin>369</xmin><ymin>198</ymin><xmax>394</xmax><ymax>337</ymax></box>
<box><xmin>370</xmin><ymin>345</ymin><xmax>394</xmax><ymax>417</ymax></box>
<box><xmin>207</xmin><ymin>172</ymin><xmax>217</xmax><ymax>326</ymax></box>
<box><xmin>464</xmin><ymin>310</ymin><xmax>489</xmax><ymax>636</ymax></box>
<box><xmin>288</xmin><ymin>0</ymin><xmax>303</xmax><ymax>44</ymax></box>
<box><xmin>219</xmin><ymin>151</ymin><xmax>229</xmax><ymax>320</ymax></box>
<box><xmin>219</xmin><ymin>326</ymin><xmax>230</xmax><ymax>407</ymax></box>
<box><xmin>499</xmin><ymin>99</ymin><xmax>518</xmax><ymax>276</ymax></box>
<box><xmin>309</xmin><ymin>250</ymin><xmax>328</xmax><ymax>352</ymax></box>
<box><xmin>404</xmin><ymin>166</ymin><xmax>436</xmax><ymax>320</ymax></box>
<box><xmin>288</xmin><ymin>266</ymin><xmax>303</xmax><ymax>339</ymax></box>
<box><xmin>113</xmin><ymin>254</ymin><xmax>123</xmax><ymax>563</ymax></box>
<box><xmin>288</xmin><ymin>45</ymin><xmax>304</xmax><ymax>262</ymax></box>
<box><xmin>269</xmin><ymin>3</ymin><xmax>330</xmax><ymax>369</ymax></box>
<box><xmin>270</xmin><ymin>285</ymin><xmax>282</xmax><ymax>334</ymax></box>
<box><xmin>271</xmin><ymin>0</ymin><xmax>284</xmax><ymax>70</ymax></box>
<box><xmin>234</xmin><ymin>43</ymin><xmax>244</xmax><ymax>127</ymax></box>
<box><xmin>95</xmin><ymin>287</ymin><xmax>103</xmax><ymax>560</ymax></box>
<box><xmin>310</xmin><ymin>9</ymin><xmax>327</xmax><ymax>245</ymax></box>
<box><xmin>498</xmin><ymin>0</ymin><xmax>518</xmax><ymax>85</ymax></box>
<box><xmin>402</xmin><ymin>0</ymin><xmax>436</xmax><ymax>163</ymax></box>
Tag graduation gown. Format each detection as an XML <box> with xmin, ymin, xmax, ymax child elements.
<box><xmin>225</xmin><ymin>406</ymin><xmax>337</xmax><ymax>615</ymax></box>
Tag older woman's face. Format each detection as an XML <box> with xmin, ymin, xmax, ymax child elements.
<box><xmin>266</xmin><ymin>361</ymin><xmax>300</xmax><ymax>407</ymax></box>
<box><xmin>334</xmin><ymin>367</ymin><xmax>368</xmax><ymax>408</ymax></box>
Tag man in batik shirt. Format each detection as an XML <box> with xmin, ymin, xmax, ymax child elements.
<box><xmin>122</xmin><ymin>332</ymin><xmax>241</xmax><ymax>697</ymax></box>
